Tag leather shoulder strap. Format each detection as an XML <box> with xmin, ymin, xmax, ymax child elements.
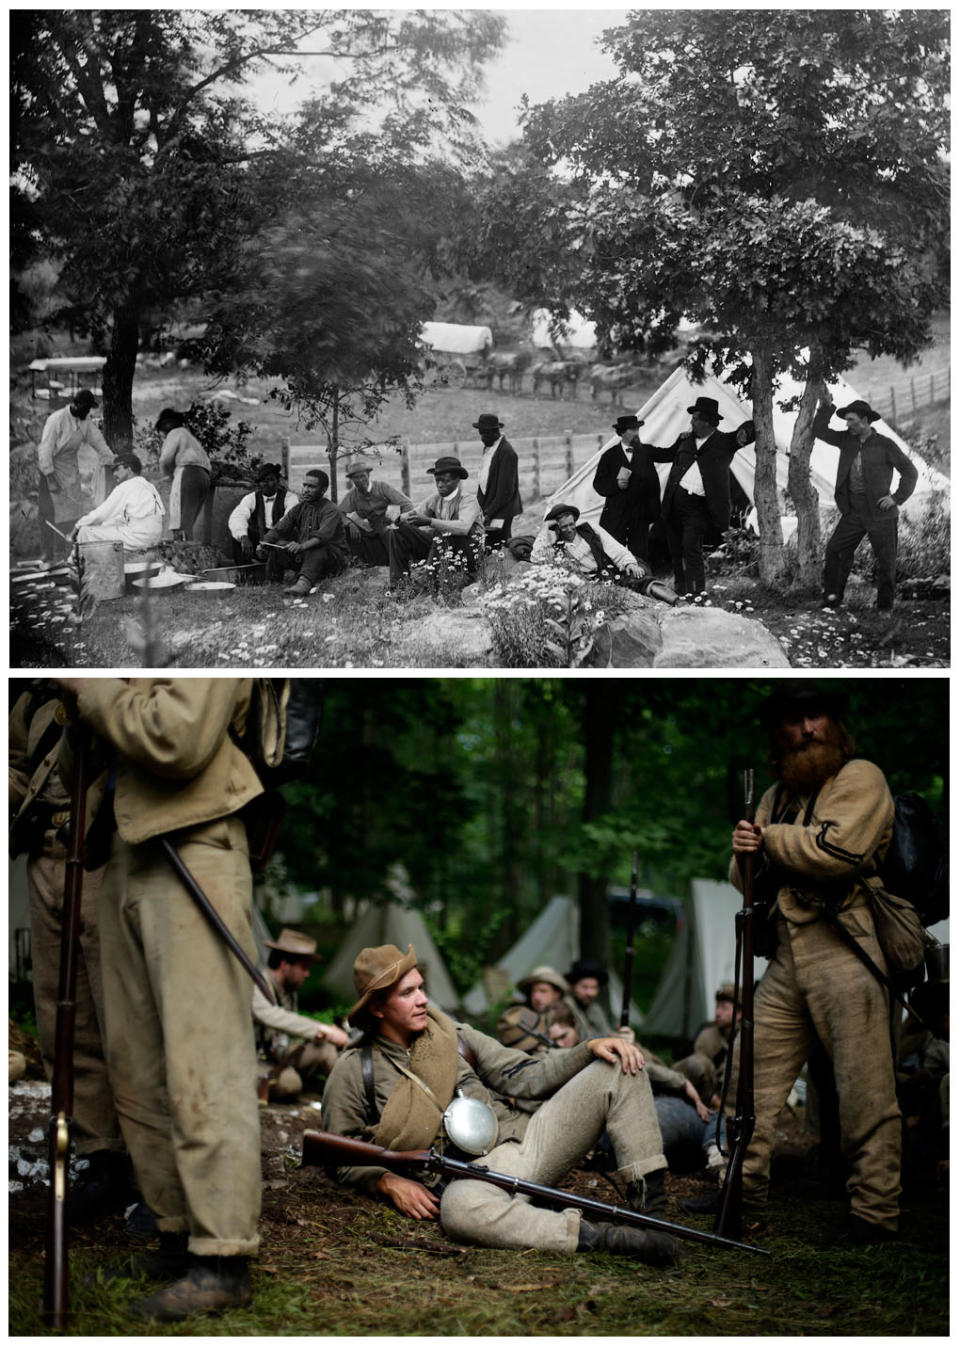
<box><xmin>361</xmin><ymin>1043</ymin><xmax>379</xmax><ymax>1125</ymax></box>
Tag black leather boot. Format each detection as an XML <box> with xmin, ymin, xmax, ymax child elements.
<box><xmin>578</xmin><ymin>1219</ymin><xmax>679</xmax><ymax>1267</ymax></box>
<box><xmin>129</xmin><ymin>1255</ymin><xmax>252</xmax><ymax>1321</ymax></box>
<box><xmin>626</xmin><ymin>1168</ymin><xmax>667</xmax><ymax>1215</ymax></box>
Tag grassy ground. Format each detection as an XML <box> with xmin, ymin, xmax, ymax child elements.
<box><xmin>8</xmin><ymin>1088</ymin><xmax>949</xmax><ymax>1337</ymax></box>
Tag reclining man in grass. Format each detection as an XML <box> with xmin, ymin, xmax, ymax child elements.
<box><xmin>531</xmin><ymin>504</ymin><xmax>678</xmax><ymax>604</ymax></box>
<box><xmin>322</xmin><ymin>943</ymin><xmax>678</xmax><ymax>1267</ymax></box>
<box><xmin>255</xmin><ymin>467</ymin><xmax>349</xmax><ymax>596</ymax></box>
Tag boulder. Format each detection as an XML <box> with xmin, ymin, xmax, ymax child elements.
<box><xmin>587</xmin><ymin>610</ymin><xmax>663</xmax><ymax>668</ymax></box>
<box><xmin>392</xmin><ymin>609</ymin><xmax>495</xmax><ymax>667</ymax></box>
<box><xmin>655</xmin><ymin>607</ymin><xmax>790</xmax><ymax>668</ymax></box>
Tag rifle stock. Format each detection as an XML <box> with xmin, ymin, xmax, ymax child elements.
<box><xmin>619</xmin><ymin>850</ymin><xmax>640</xmax><ymax>1029</ymax></box>
<box><xmin>302</xmin><ymin>1130</ymin><xmax>768</xmax><ymax>1256</ymax></box>
<box><xmin>44</xmin><ymin>724</ymin><xmax>89</xmax><ymax>1327</ymax></box>
<box><xmin>714</xmin><ymin>769</ymin><xmax>757</xmax><ymax>1241</ymax></box>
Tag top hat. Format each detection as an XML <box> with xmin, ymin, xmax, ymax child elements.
<box><xmin>686</xmin><ymin>396</ymin><xmax>722</xmax><ymax>423</ymax></box>
<box><xmin>426</xmin><ymin>456</ymin><xmax>469</xmax><ymax>480</ymax></box>
<box><xmin>472</xmin><ymin>414</ymin><xmax>504</xmax><ymax>431</ymax></box>
<box><xmin>264</xmin><ymin>928</ymin><xmax>320</xmax><ymax>961</ymax></box>
<box><xmin>758</xmin><ymin>680</ymin><xmax>847</xmax><ymax>730</ymax></box>
<box><xmin>613</xmin><ymin>414</ymin><xmax>643</xmax><ymax>433</ymax></box>
<box><xmin>566</xmin><ymin>957</ymin><xmax>609</xmax><ymax>987</ymax></box>
<box><xmin>836</xmin><ymin>399</ymin><xmax>880</xmax><ymax>423</ymax></box>
<box><xmin>544</xmin><ymin>502</ymin><xmax>580</xmax><ymax>526</ymax></box>
<box><xmin>348</xmin><ymin>944</ymin><xmax>419</xmax><ymax>1026</ymax></box>
<box><xmin>71</xmin><ymin>388</ymin><xmax>99</xmax><ymax>410</ymax></box>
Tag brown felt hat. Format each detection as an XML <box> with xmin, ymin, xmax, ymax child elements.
<box><xmin>264</xmin><ymin>928</ymin><xmax>320</xmax><ymax>962</ymax></box>
<box><xmin>348</xmin><ymin>943</ymin><xmax>418</xmax><ymax>1026</ymax></box>
<box><xmin>758</xmin><ymin>679</ymin><xmax>847</xmax><ymax>730</ymax></box>
<box><xmin>517</xmin><ymin>965</ymin><xmax>569</xmax><ymax>996</ymax></box>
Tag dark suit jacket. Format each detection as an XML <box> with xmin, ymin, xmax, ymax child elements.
<box><xmin>813</xmin><ymin>407</ymin><xmax>918</xmax><ymax>523</ymax></box>
<box><xmin>592</xmin><ymin>440</ymin><xmax>662</xmax><ymax>555</ymax></box>
<box><xmin>477</xmin><ymin>438</ymin><xmax>521</xmax><ymax>525</ymax></box>
<box><xmin>657</xmin><ymin>422</ymin><xmax>755</xmax><ymax>535</ymax></box>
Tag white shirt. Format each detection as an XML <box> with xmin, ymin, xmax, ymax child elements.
<box><xmin>227</xmin><ymin>489</ymin><xmax>298</xmax><ymax>541</ymax></box>
<box><xmin>37</xmin><ymin>406</ymin><xmax>113</xmax><ymax>475</ymax></box>
<box><xmin>478</xmin><ymin>437</ymin><xmax>502</xmax><ymax>493</ymax></box>
<box><xmin>679</xmin><ymin>434</ymin><xmax>710</xmax><ymax>497</ymax></box>
<box><xmin>76</xmin><ymin>474</ymin><xmax>164</xmax><ymax>530</ymax></box>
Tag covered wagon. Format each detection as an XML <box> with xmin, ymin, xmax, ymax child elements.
<box><xmin>419</xmin><ymin>322</ymin><xmax>494</xmax><ymax>389</ymax></box>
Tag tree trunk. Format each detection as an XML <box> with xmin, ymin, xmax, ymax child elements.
<box><xmin>101</xmin><ymin>301</ymin><xmax>139</xmax><ymax>451</ymax></box>
<box><xmin>578</xmin><ymin>683</ymin><xmax>618</xmax><ymax>965</ymax></box>
<box><xmin>327</xmin><ymin>388</ymin><xmax>340</xmax><ymax>503</ymax></box>
<box><xmin>750</xmin><ymin>345</ymin><xmax>786</xmax><ymax>586</ymax></box>
<box><xmin>787</xmin><ymin>372</ymin><xmax>826</xmax><ymax>587</ymax></box>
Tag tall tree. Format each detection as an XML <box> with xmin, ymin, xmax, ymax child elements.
<box><xmin>484</xmin><ymin>10</ymin><xmax>949</xmax><ymax>585</ymax></box>
<box><xmin>12</xmin><ymin>9</ymin><xmax>505</xmax><ymax>448</ymax></box>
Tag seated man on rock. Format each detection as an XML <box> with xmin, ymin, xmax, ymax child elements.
<box><xmin>71</xmin><ymin>453</ymin><xmax>164</xmax><ymax>552</ymax></box>
<box><xmin>252</xmin><ymin>929</ymin><xmax>350</xmax><ymax>1103</ymax></box>
<box><xmin>322</xmin><ymin>943</ymin><xmax>677</xmax><ymax>1266</ymax></box>
<box><xmin>531</xmin><ymin>504</ymin><xmax>677</xmax><ymax>604</ymax></box>
<box><xmin>386</xmin><ymin>456</ymin><xmax>484</xmax><ymax>589</ymax></box>
<box><xmin>256</xmin><ymin>468</ymin><xmax>349</xmax><ymax>596</ymax></box>
<box><xmin>497</xmin><ymin>965</ymin><xmax>569</xmax><ymax>1053</ymax></box>
<box><xmin>338</xmin><ymin>457</ymin><xmax>413</xmax><ymax>568</ymax></box>
<box><xmin>227</xmin><ymin>463</ymin><xmax>298</xmax><ymax>581</ymax></box>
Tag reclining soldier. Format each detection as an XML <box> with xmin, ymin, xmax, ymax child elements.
<box><xmin>322</xmin><ymin>943</ymin><xmax>678</xmax><ymax>1267</ymax></box>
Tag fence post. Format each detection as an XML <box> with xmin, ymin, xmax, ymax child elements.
<box><xmin>889</xmin><ymin>386</ymin><xmax>897</xmax><ymax>424</ymax></box>
<box><xmin>401</xmin><ymin>444</ymin><xmax>410</xmax><ymax>498</ymax></box>
<box><xmin>910</xmin><ymin>376</ymin><xmax>917</xmax><ymax>416</ymax></box>
<box><xmin>534</xmin><ymin>439</ymin><xmax>541</xmax><ymax>497</ymax></box>
<box><xmin>281</xmin><ymin>436</ymin><xmax>290</xmax><ymax>482</ymax></box>
<box><xmin>565</xmin><ymin>435</ymin><xmax>575</xmax><ymax>478</ymax></box>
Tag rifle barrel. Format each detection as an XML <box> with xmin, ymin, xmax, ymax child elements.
<box><xmin>302</xmin><ymin>1130</ymin><xmax>769</xmax><ymax>1257</ymax></box>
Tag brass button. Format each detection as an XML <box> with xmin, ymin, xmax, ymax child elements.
<box><xmin>54</xmin><ymin>703</ymin><xmax>68</xmax><ymax>725</ymax></box>
<box><xmin>51</xmin><ymin>812</ymin><xmax>70</xmax><ymax>827</ymax></box>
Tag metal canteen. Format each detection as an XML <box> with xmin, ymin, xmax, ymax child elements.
<box><xmin>442</xmin><ymin>1089</ymin><xmax>498</xmax><ymax>1156</ymax></box>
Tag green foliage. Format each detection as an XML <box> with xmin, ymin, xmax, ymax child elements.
<box><xmin>896</xmin><ymin>496</ymin><xmax>951</xmax><ymax>580</ymax></box>
<box><xmin>480</xmin><ymin>569</ymin><xmax>610</xmax><ymax>667</ymax></box>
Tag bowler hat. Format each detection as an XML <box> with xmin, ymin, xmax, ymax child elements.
<box><xmin>758</xmin><ymin>680</ymin><xmax>847</xmax><ymax>730</ymax></box>
<box><xmin>613</xmin><ymin>415</ymin><xmax>643</xmax><ymax>433</ymax></box>
<box><xmin>472</xmin><ymin>414</ymin><xmax>504</xmax><ymax>431</ymax></box>
<box><xmin>544</xmin><ymin>502</ymin><xmax>580</xmax><ymax>526</ymax></box>
<box><xmin>687</xmin><ymin>396</ymin><xmax>722</xmax><ymax>423</ymax></box>
<box><xmin>264</xmin><ymin>928</ymin><xmax>320</xmax><ymax>962</ymax></box>
<box><xmin>71</xmin><ymin>388</ymin><xmax>99</xmax><ymax>410</ymax></box>
<box><xmin>257</xmin><ymin>462</ymin><xmax>281</xmax><ymax>483</ymax></box>
<box><xmin>348</xmin><ymin>944</ymin><xmax>418</xmax><ymax>1026</ymax></box>
<box><xmin>837</xmin><ymin>399</ymin><xmax>880</xmax><ymax>423</ymax></box>
<box><xmin>427</xmin><ymin>456</ymin><xmax>469</xmax><ymax>480</ymax></box>
<box><xmin>517</xmin><ymin>965</ymin><xmax>569</xmax><ymax>996</ymax></box>
<box><xmin>566</xmin><ymin>957</ymin><xmax>609</xmax><ymax>987</ymax></box>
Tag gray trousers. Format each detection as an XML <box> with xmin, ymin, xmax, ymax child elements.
<box><xmin>440</xmin><ymin>1058</ymin><xmax>666</xmax><ymax>1253</ymax></box>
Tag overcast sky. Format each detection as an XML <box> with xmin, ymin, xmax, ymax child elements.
<box><xmin>253</xmin><ymin>10</ymin><xmax>627</xmax><ymax>147</ymax></box>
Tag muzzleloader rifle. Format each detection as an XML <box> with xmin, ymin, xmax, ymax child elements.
<box><xmin>302</xmin><ymin>1131</ymin><xmax>769</xmax><ymax>1256</ymax></box>
<box><xmin>714</xmin><ymin>768</ymin><xmax>757</xmax><ymax>1241</ymax></box>
<box><xmin>44</xmin><ymin>725</ymin><xmax>88</xmax><ymax>1327</ymax></box>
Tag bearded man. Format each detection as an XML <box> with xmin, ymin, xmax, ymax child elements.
<box><xmin>727</xmin><ymin>680</ymin><xmax>903</xmax><ymax>1243</ymax></box>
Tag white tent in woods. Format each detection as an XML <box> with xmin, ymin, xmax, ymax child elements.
<box><xmin>542</xmin><ymin>365</ymin><xmax>949</xmax><ymax>540</ymax></box>
<box><xmin>323</xmin><ymin>900</ymin><xmax>461</xmax><ymax>1013</ymax></box>
<box><xmin>640</xmin><ymin>879</ymin><xmax>742</xmax><ymax>1043</ymax></box>
<box><xmin>461</xmin><ymin>895</ymin><xmax>643</xmax><ymax>1025</ymax></box>
<box><xmin>531</xmin><ymin>308</ymin><xmax>598</xmax><ymax>351</ymax></box>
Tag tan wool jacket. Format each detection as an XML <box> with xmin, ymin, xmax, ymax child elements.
<box><xmin>731</xmin><ymin>757</ymin><xmax>894</xmax><ymax>925</ymax></box>
<box><xmin>74</xmin><ymin>679</ymin><xmax>265</xmax><ymax>844</ymax></box>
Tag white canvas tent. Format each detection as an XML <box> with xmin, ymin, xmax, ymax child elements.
<box><xmin>462</xmin><ymin>895</ymin><xmax>643</xmax><ymax>1026</ymax></box>
<box><xmin>323</xmin><ymin>899</ymin><xmax>461</xmax><ymax>1013</ymax></box>
<box><xmin>640</xmin><ymin>879</ymin><xmax>742</xmax><ymax>1042</ymax></box>
<box><xmin>542</xmin><ymin>365</ymin><xmax>949</xmax><ymax>539</ymax></box>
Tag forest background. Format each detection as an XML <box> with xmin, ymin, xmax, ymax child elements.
<box><xmin>267</xmin><ymin>675</ymin><xmax>949</xmax><ymax>1015</ymax></box>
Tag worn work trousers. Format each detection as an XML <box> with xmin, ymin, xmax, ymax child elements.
<box><xmin>345</xmin><ymin>521</ymin><xmax>390</xmax><ymax>568</ymax></box>
<box><xmin>98</xmin><ymin>815</ymin><xmax>261</xmax><ymax>1256</ymax></box>
<box><xmin>440</xmin><ymin>1058</ymin><xmax>666</xmax><ymax>1253</ymax></box>
<box><xmin>822</xmin><ymin>503</ymin><xmax>898</xmax><ymax>609</ymax></box>
<box><xmin>270</xmin><ymin>1038</ymin><xmax>340</xmax><ymax>1101</ymax></box>
<box><xmin>177</xmin><ymin>465</ymin><xmax>211</xmax><ymax>542</ymax></box>
<box><xmin>298</xmin><ymin>545</ymin><xmax>346</xmax><ymax>586</ymax></box>
<box><xmin>662</xmin><ymin>489</ymin><xmax>711</xmax><ymax>595</ymax></box>
<box><xmin>28</xmin><ymin>847</ymin><xmax>121</xmax><ymax>1155</ymax></box>
<box><xmin>654</xmin><ymin>1096</ymin><xmax>726</xmax><ymax>1166</ymax></box>
<box><xmin>387</xmin><ymin>523</ymin><xmax>481</xmax><ymax>587</ymax></box>
<box><xmin>745</xmin><ymin>913</ymin><xmax>901</xmax><ymax>1230</ymax></box>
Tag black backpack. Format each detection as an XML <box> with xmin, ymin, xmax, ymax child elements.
<box><xmin>878</xmin><ymin>792</ymin><xmax>949</xmax><ymax>928</ymax></box>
